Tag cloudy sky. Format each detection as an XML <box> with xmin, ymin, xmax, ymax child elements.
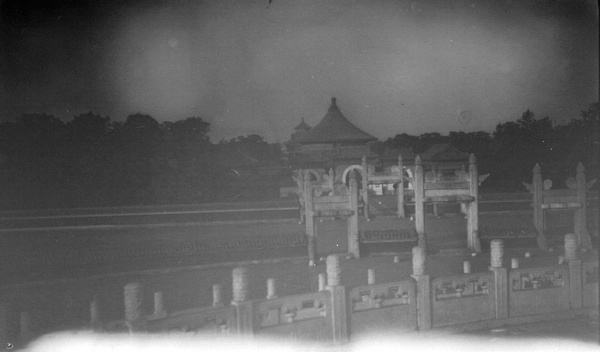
<box><xmin>1</xmin><ymin>0</ymin><xmax>598</xmax><ymax>142</ymax></box>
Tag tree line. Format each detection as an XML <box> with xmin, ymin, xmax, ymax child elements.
<box><xmin>375</xmin><ymin>102</ymin><xmax>598</xmax><ymax>192</ymax></box>
<box><xmin>0</xmin><ymin>113</ymin><xmax>285</xmax><ymax>209</ymax></box>
<box><xmin>0</xmin><ymin>102</ymin><xmax>597</xmax><ymax>210</ymax></box>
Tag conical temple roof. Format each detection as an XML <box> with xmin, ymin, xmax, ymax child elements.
<box><xmin>294</xmin><ymin>118</ymin><xmax>311</xmax><ymax>131</ymax></box>
<box><xmin>293</xmin><ymin>98</ymin><xmax>377</xmax><ymax>144</ymax></box>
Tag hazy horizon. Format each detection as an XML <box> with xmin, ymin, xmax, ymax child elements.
<box><xmin>1</xmin><ymin>0</ymin><xmax>598</xmax><ymax>142</ymax></box>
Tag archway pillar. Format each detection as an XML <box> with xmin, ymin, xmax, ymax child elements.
<box><xmin>414</xmin><ymin>156</ymin><xmax>426</xmax><ymax>250</ymax></box>
<box><xmin>361</xmin><ymin>156</ymin><xmax>370</xmax><ymax>220</ymax></box>
<box><xmin>467</xmin><ymin>154</ymin><xmax>481</xmax><ymax>252</ymax></box>
<box><xmin>397</xmin><ymin>155</ymin><xmax>406</xmax><ymax>218</ymax></box>
<box><xmin>303</xmin><ymin>172</ymin><xmax>317</xmax><ymax>264</ymax></box>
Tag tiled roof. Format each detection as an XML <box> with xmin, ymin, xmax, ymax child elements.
<box><xmin>292</xmin><ymin>98</ymin><xmax>377</xmax><ymax>144</ymax></box>
<box><xmin>377</xmin><ymin>147</ymin><xmax>415</xmax><ymax>162</ymax></box>
<box><xmin>420</xmin><ymin>143</ymin><xmax>469</xmax><ymax>162</ymax></box>
<box><xmin>294</xmin><ymin>118</ymin><xmax>311</xmax><ymax>131</ymax></box>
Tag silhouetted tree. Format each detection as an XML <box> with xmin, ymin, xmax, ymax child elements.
<box><xmin>216</xmin><ymin>134</ymin><xmax>287</xmax><ymax>201</ymax></box>
<box><xmin>218</xmin><ymin>134</ymin><xmax>285</xmax><ymax>166</ymax></box>
<box><xmin>416</xmin><ymin>132</ymin><xmax>448</xmax><ymax>153</ymax></box>
<box><xmin>489</xmin><ymin>110</ymin><xmax>558</xmax><ymax>190</ymax></box>
<box><xmin>0</xmin><ymin>102</ymin><xmax>597</xmax><ymax>209</ymax></box>
<box><xmin>106</xmin><ymin>114</ymin><xmax>163</xmax><ymax>205</ymax></box>
<box><xmin>155</xmin><ymin>117</ymin><xmax>221</xmax><ymax>203</ymax></box>
<box><xmin>0</xmin><ymin>113</ymin><xmax>69</xmax><ymax>208</ymax></box>
<box><xmin>554</xmin><ymin>102</ymin><xmax>599</xmax><ymax>181</ymax></box>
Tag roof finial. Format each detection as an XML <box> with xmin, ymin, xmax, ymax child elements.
<box><xmin>331</xmin><ymin>97</ymin><xmax>337</xmax><ymax>106</ymax></box>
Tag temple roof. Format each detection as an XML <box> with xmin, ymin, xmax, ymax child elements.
<box><xmin>291</xmin><ymin>98</ymin><xmax>377</xmax><ymax>145</ymax></box>
<box><xmin>377</xmin><ymin>147</ymin><xmax>415</xmax><ymax>162</ymax></box>
<box><xmin>294</xmin><ymin>118</ymin><xmax>311</xmax><ymax>131</ymax></box>
<box><xmin>420</xmin><ymin>143</ymin><xmax>469</xmax><ymax>162</ymax></box>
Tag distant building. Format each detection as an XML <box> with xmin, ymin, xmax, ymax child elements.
<box><xmin>419</xmin><ymin>143</ymin><xmax>470</xmax><ymax>174</ymax></box>
<box><xmin>288</xmin><ymin>117</ymin><xmax>312</xmax><ymax>143</ymax></box>
<box><xmin>281</xmin><ymin>98</ymin><xmax>473</xmax><ymax>199</ymax></box>
<box><xmin>285</xmin><ymin>97</ymin><xmax>378</xmax><ymax>174</ymax></box>
<box><xmin>216</xmin><ymin>148</ymin><xmax>290</xmax><ymax>201</ymax></box>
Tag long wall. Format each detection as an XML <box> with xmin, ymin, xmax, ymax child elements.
<box><xmin>2</xmin><ymin>247</ymin><xmax>597</xmax><ymax>348</ymax></box>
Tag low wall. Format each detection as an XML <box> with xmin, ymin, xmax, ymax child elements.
<box><xmin>2</xmin><ymin>252</ymin><xmax>597</xmax><ymax>348</ymax></box>
<box><xmin>253</xmin><ymin>291</ymin><xmax>332</xmax><ymax>342</ymax></box>
<box><xmin>146</xmin><ymin>306</ymin><xmax>234</xmax><ymax>334</ymax></box>
<box><xmin>350</xmin><ymin>280</ymin><xmax>417</xmax><ymax>334</ymax></box>
<box><xmin>582</xmin><ymin>261</ymin><xmax>599</xmax><ymax>308</ymax></box>
<box><xmin>509</xmin><ymin>266</ymin><xmax>570</xmax><ymax>317</ymax></box>
<box><xmin>432</xmin><ymin>273</ymin><xmax>496</xmax><ymax>327</ymax></box>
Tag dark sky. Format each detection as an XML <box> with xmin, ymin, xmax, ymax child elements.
<box><xmin>1</xmin><ymin>0</ymin><xmax>598</xmax><ymax>142</ymax></box>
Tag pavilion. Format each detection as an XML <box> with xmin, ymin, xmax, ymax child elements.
<box><xmin>285</xmin><ymin>97</ymin><xmax>378</xmax><ymax>180</ymax></box>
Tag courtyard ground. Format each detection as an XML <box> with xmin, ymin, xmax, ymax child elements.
<box><xmin>2</xmin><ymin>209</ymin><xmax>588</xmax><ymax>284</ymax></box>
<box><xmin>458</xmin><ymin>314</ymin><xmax>599</xmax><ymax>344</ymax></box>
<box><xmin>1</xmin><ymin>208</ymin><xmax>598</xmax><ymax>347</ymax></box>
<box><xmin>2</xmin><ymin>238</ymin><xmax>597</xmax><ymax>344</ymax></box>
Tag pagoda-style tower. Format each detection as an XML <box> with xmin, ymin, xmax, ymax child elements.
<box><xmin>290</xmin><ymin>118</ymin><xmax>311</xmax><ymax>141</ymax></box>
<box><xmin>285</xmin><ymin>97</ymin><xmax>377</xmax><ymax>174</ymax></box>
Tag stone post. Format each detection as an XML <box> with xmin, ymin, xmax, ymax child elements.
<box><xmin>565</xmin><ymin>233</ymin><xmax>583</xmax><ymax>309</ymax></box>
<box><xmin>467</xmin><ymin>154</ymin><xmax>481</xmax><ymax>252</ymax></box>
<box><xmin>575</xmin><ymin>163</ymin><xmax>592</xmax><ymax>248</ymax></box>
<box><xmin>267</xmin><ymin>278</ymin><xmax>277</xmax><ymax>299</ymax></box>
<box><xmin>460</xmin><ymin>165</ymin><xmax>468</xmax><ymax>217</ymax></box>
<box><xmin>532</xmin><ymin>164</ymin><xmax>548</xmax><ymax>251</ymax></box>
<box><xmin>564</xmin><ymin>233</ymin><xmax>579</xmax><ymax>261</ymax></box>
<box><xmin>232</xmin><ymin>267</ymin><xmax>248</xmax><ymax>302</ymax></box>
<box><xmin>124</xmin><ymin>282</ymin><xmax>144</xmax><ymax>329</ymax></box>
<box><xmin>490</xmin><ymin>239</ymin><xmax>504</xmax><ymax>269</ymax></box>
<box><xmin>431</xmin><ymin>165</ymin><xmax>439</xmax><ymax>218</ymax></box>
<box><xmin>318</xmin><ymin>273</ymin><xmax>326</xmax><ymax>291</ymax></box>
<box><xmin>326</xmin><ymin>255</ymin><xmax>342</xmax><ymax>287</ymax></box>
<box><xmin>398</xmin><ymin>154</ymin><xmax>406</xmax><ymax>218</ymax></box>
<box><xmin>213</xmin><ymin>284</ymin><xmax>224</xmax><ymax>307</ymax></box>
<box><xmin>489</xmin><ymin>240</ymin><xmax>508</xmax><ymax>319</ymax></box>
<box><xmin>412</xmin><ymin>246</ymin><xmax>426</xmax><ymax>276</ymax></box>
<box><xmin>90</xmin><ymin>298</ymin><xmax>102</xmax><ymax>330</ymax></box>
<box><xmin>362</xmin><ymin>156</ymin><xmax>370</xmax><ymax>220</ymax></box>
<box><xmin>231</xmin><ymin>267</ymin><xmax>253</xmax><ymax>335</ymax></box>
<box><xmin>367</xmin><ymin>269</ymin><xmax>376</xmax><ymax>285</ymax></box>
<box><xmin>325</xmin><ymin>255</ymin><xmax>349</xmax><ymax>344</ymax></box>
<box><xmin>304</xmin><ymin>171</ymin><xmax>317</xmax><ymax>264</ymax></box>
<box><xmin>153</xmin><ymin>291</ymin><xmax>166</xmax><ymax>318</ymax></box>
<box><xmin>414</xmin><ymin>156</ymin><xmax>427</xmax><ymax>251</ymax></box>
<box><xmin>348</xmin><ymin>170</ymin><xmax>360</xmax><ymax>258</ymax></box>
<box><xmin>410</xmin><ymin>246</ymin><xmax>431</xmax><ymax>330</ymax></box>
<box><xmin>463</xmin><ymin>261</ymin><xmax>471</xmax><ymax>274</ymax></box>
<box><xmin>511</xmin><ymin>258</ymin><xmax>519</xmax><ymax>269</ymax></box>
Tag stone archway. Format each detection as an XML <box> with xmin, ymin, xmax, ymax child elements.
<box><xmin>342</xmin><ymin>165</ymin><xmax>363</xmax><ymax>186</ymax></box>
<box><xmin>303</xmin><ymin>169</ymin><xmax>322</xmax><ymax>182</ymax></box>
<box><xmin>404</xmin><ymin>168</ymin><xmax>414</xmax><ymax>190</ymax></box>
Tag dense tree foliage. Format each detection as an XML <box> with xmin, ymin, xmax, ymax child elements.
<box><xmin>378</xmin><ymin>103</ymin><xmax>599</xmax><ymax>191</ymax></box>
<box><xmin>0</xmin><ymin>113</ymin><xmax>285</xmax><ymax>209</ymax></box>
<box><xmin>0</xmin><ymin>102</ymin><xmax>596</xmax><ymax>209</ymax></box>
<box><xmin>218</xmin><ymin>134</ymin><xmax>285</xmax><ymax>166</ymax></box>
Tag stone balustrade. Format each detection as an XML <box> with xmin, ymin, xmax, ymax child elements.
<box><xmin>1</xmin><ymin>240</ymin><xmax>597</xmax><ymax>348</ymax></box>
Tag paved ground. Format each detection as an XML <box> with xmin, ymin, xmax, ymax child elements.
<box><xmin>1</xmin><ymin>207</ymin><xmax>598</xmax><ymax>348</ymax></box>
<box><xmin>459</xmin><ymin>314</ymin><xmax>599</xmax><ymax>344</ymax></box>
<box><xmin>3</xmin><ymin>210</ymin><xmax>586</xmax><ymax>284</ymax></box>
<box><xmin>2</xmin><ymin>245</ymin><xmax>597</xmax><ymax>342</ymax></box>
